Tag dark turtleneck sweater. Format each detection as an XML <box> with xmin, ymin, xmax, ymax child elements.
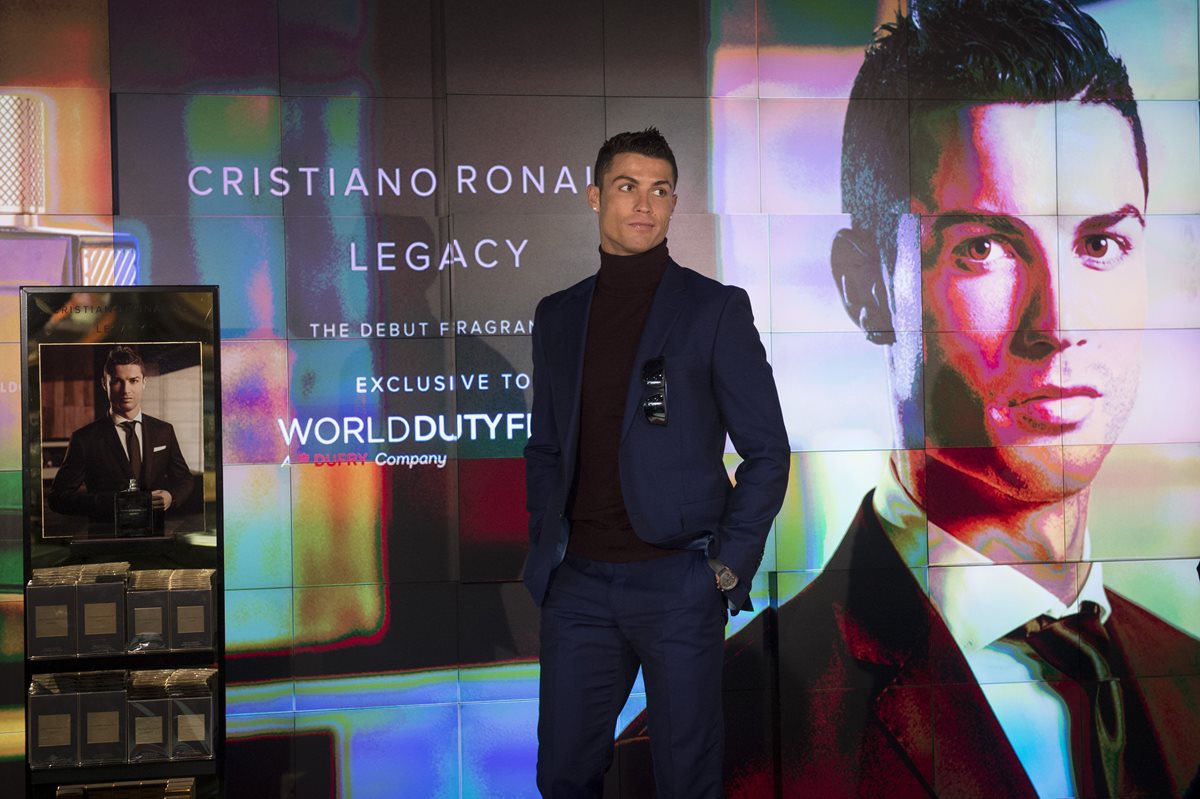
<box><xmin>566</xmin><ymin>239</ymin><xmax>677</xmax><ymax>562</ymax></box>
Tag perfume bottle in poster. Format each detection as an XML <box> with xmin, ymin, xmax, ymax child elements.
<box><xmin>114</xmin><ymin>478</ymin><xmax>154</xmax><ymax>537</ymax></box>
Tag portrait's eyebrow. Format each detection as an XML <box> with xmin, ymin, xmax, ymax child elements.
<box><xmin>926</xmin><ymin>213</ymin><xmax>1024</xmax><ymax>238</ymax></box>
<box><xmin>1077</xmin><ymin>203</ymin><xmax>1146</xmax><ymax>230</ymax></box>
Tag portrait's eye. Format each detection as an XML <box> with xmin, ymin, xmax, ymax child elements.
<box><xmin>944</xmin><ymin>233</ymin><xmax>1015</xmax><ymax>274</ymax></box>
<box><xmin>966</xmin><ymin>238</ymin><xmax>994</xmax><ymax>260</ymax></box>
<box><xmin>1083</xmin><ymin>235</ymin><xmax>1113</xmax><ymax>257</ymax></box>
<box><xmin>1076</xmin><ymin>233</ymin><xmax>1130</xmax><ymax>269</ymax></box>
<box><xmin>951</xmin><ymin>236</ymin><xmax>1010</xmax><ymax>271</ymax></box>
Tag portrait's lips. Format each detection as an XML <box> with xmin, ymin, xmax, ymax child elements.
<box><xmin>1007</xmin><ymin>384</ymin><xmax>1101</xmax><ymax>431</ymax></box>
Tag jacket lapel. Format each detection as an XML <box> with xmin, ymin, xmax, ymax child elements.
<box><xmin>551</xmin><ymin>278</ymin><xmax>595</xmax><ymax>478</ymax></box>
<box><xmin>1104</xmin><ymin>592</ymin><xmax>1200</xmax><ymax>794</ymax></box>
<box><xmin>881</xmin><ymin>619</ymin><xmax>1036</xmax><ymax>798</ymax></box>
<box><xmin>620</xmin><ymin>260</ymin><xmax>686</xmax><ymax>442</ymax></box>
<box><xmin>835</xmin><ymin>496</ymin><xmax>1037</xmax><ymax>798</ymax></box>
<box><xmin>139</xmin><ymin>417</ymin><xmax>159</xmax><ymax>481</ymax></box>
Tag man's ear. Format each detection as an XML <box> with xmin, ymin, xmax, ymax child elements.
<box><xmin>587</xmin><ymin>183</ymin><xmax>600</xmax><ymax>212</ymax></box>
<box><xmin>831</xmin><ymin>228</ymin><xmax>895</xmax><ymax>345</ymax></box>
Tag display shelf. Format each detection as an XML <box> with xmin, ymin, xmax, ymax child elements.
<box><xmin>27</xmin><ymin>649</ymin><xmax>217</xmax><ymax>675</ymax></box>
<box><xmin>67</xmin><ymin>535</ymin><xmax>177</xmax><ymax>558</ymax></box>
<box><xmin>31</xmin><ymin>758</ymin><xmax>216</xmax><ymax>786</ymax></box>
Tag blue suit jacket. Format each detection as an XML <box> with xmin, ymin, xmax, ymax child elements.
<box><xmin>523</xmin><ymin>259</ymin><xmax>790</xmax><ymax>612</ymax></box>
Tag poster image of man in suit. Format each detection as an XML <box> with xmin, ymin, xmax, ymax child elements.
<box><xmin>47</xmin><ymin>344</ymin><xmax>194</xmax><ymax>536</ymax></box>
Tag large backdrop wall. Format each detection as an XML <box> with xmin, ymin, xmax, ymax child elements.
<box><xmin>1</xmin><ymin>1</ymin><xmax>1198</xmax><ymax>797</ymax></box>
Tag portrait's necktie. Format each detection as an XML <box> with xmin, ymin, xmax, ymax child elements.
<box><xmin>1005</xmin><ymin>600</ymin><xmax>1128</xmax><ymax>798</ymax></box>
<box><xmin>121</xmin><ymin>420</ymin><xmax>142</xmax><ymax>483</ymax></box>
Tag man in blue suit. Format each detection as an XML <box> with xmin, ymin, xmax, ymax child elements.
<box><xmin>523</xmin><ymin>128</ymin><xmax>790</xmax><ymax>798</ymax></box>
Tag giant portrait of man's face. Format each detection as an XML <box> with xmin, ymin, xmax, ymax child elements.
<box><xmin>897</xmin><ymin>99</ymin><xmax>1150</xmax><ymax>548</ymax></box>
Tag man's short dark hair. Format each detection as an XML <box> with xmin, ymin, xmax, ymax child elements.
<box><xmin>842</xmin><ymin>0</ymin><xmax>1148</xmax><ymax>275</ymax></box>
<box><xmin>594</xmin><ymin>128</ymin><xmax>678</xmax><ymax>190</ymax></box>
<box><xmin>103</xmin><ymin>345</ymin><xmax>145</xmax><ymax>379</ymax></box>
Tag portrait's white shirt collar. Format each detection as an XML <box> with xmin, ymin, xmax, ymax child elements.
<box><xmin>872</xmin><ymin>459</ymin><xmax>1110</xmax><ymax>655</ymax></box>
<box><xmin>110</xmin><ymin>410</ymin><xmax>145</xmax><ymax>427</ymax></box>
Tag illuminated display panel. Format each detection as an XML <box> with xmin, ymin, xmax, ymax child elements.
<box><xmin>1</xmin><ymin>1</ymin><xmax>1197</xmax><ymax>797</ymax></box>
<box><xmin>708</xmin><ymin>1</ymin><xmax>1200</xmax><ymax>795</ymax></box>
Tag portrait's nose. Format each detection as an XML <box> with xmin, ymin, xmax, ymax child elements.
<box><xmin>1010</xmin><ymin>242</ymin><xmax>1085</xmax><ymax>359</ymax></box>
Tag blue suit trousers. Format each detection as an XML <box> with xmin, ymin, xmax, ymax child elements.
<box><xmin>536</xmin><ymin>551</ymin><xmax>727</xmax><ymax>798</ymax></box>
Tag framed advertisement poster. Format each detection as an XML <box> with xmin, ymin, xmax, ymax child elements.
<box><xmin>20</xmin><ymin>286</ymin><xmax>220</xmax><ymax>562</ymax></box>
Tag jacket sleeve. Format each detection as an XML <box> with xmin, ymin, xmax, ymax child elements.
<box><xmin>47</xmin><ymin>427</ymin><xmax>108</xmax><ymax>517</ymax></box>
<box><xmin>523</xmin><ymin>297</ymin><xmax>560</xmax><ymax>545</ymax></box>
<box><xmin>711</xmin><ymin>288</ymin><xmax>790</xmax><ymax>613</ymax></box>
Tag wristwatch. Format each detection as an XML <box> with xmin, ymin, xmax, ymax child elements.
<box><xmin>708</xmin><ymin>559</ymin><xmax>739</xmax><ymax>592</ymax></box>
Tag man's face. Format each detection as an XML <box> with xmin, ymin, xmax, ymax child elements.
<box><xmin>105</xmin><ymin>363</ymin><xmax>145</xmax><ymax>419</ymax></box>
<box><xmin>893</xmin><ymin>102</ymin><xmax>1147</xmax><ymax>500</ymax></box>
<box><xmin>587</xmin><ymin>152</ymin><xmax>677</xmax><ymax>256</ymax></box>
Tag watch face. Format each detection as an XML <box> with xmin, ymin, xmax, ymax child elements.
<box><xmin>718</xmin><ymin>569</ymin><xmax>738</xmax><ymax>591</ymax></box>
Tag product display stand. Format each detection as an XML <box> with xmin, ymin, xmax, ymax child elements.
<box><xmin>20</xmin><ymin>287</ymin><xmax>225</xmax><ymax>799</ymax></box>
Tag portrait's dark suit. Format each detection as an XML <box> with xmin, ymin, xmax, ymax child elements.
<box><xmin>49</xmin><ymin>414</ymin><xmax>194</xmax><ymax>524</ymax></box>
<box><xmin>523</xmin><ymin>259</ymin><xmax>790</xmax><ymax>612</ymax></box>
<box><xmin>618</xmin><ymin>491</ymin><xmax>1200</xmax><ymax>797</ymax></box>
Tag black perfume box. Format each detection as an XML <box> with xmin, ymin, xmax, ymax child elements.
<box><xmin>79</xmin><ymin>688</ymin><xmax>128</xmax><ymax>765</ymax></box>
<box><xmin>26</xmin><ymin>584</ymin><xmax>77</xmax><ymax>659</ymax></box>
<box><xmin>77</xmin><ymin>581</ymin><xmax>126</xmax><ymax>655</ymax></box>
<box><xmin>169</xmin><ymin>588</ymin><xmax>213</xmax><ymax>651</ymax></box>
<box><xmin>127</xmin><ymin>590</ymin><xmax>169</xmax><ymax>652</ymax></box>
<box><xmin>128</xmin><ymin>697</ymin><xmax>171</xmax><ymax>763</ymax></box>
<box><xmin>170</xmin><ymin>696</ymin><xmax>213</xmax><ymax>760</ymax></box>
<box><xmin>28</xmin><ymin>690</ymin><xmax>79</xmax><ymax>768</ymax></box>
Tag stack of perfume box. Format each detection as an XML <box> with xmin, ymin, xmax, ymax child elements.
<box><xmin>29</xmin><ymin>668</ymin><xmax>217</xmax><ymax>769</ymax></box>
<box><xmin>27</xmin><ymin>566</ymin><xmax>215</xmax><ymax>657</ymax></box>
<box><xmin>26</xmin><ymin>564</ymin><xmax>130</xmax><ymax>659</ymax></box>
